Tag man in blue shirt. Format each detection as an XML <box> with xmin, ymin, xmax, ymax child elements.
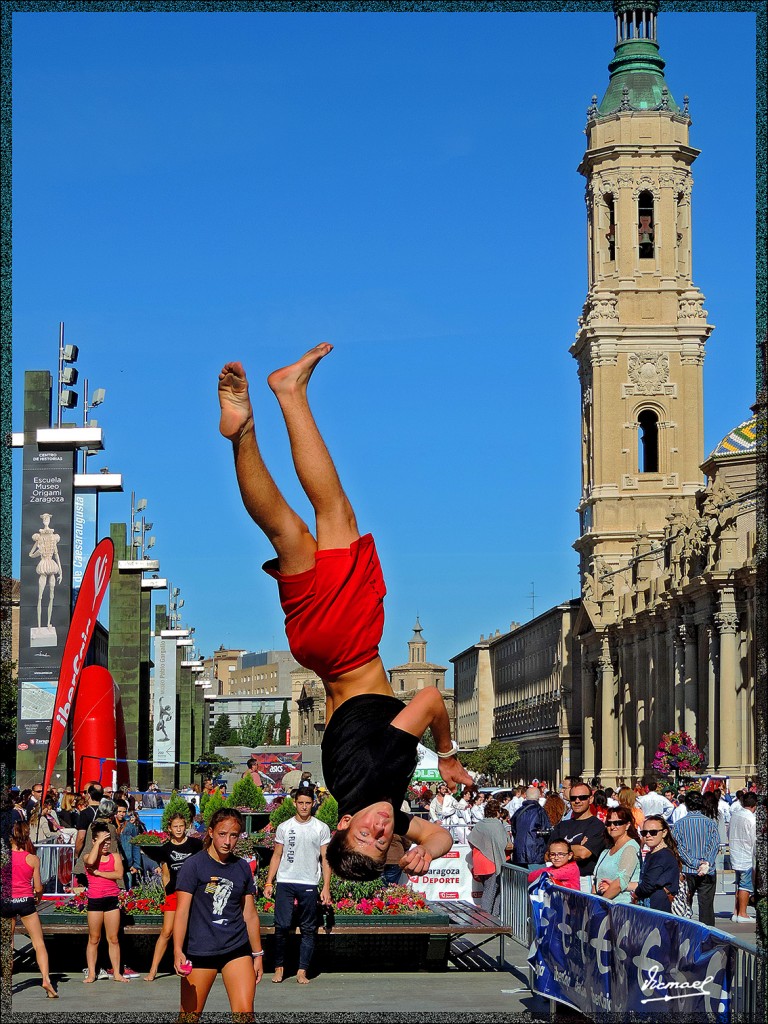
<box><xmin>671</xmin><ymin>791</ymin><xmax>720</xmax><ymax>926</ymax></box>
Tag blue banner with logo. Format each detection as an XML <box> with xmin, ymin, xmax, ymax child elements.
<box><xmin>528</xmin><ymin>876</ymin><xmax>735</xmax><ymax>1021</ymax></box>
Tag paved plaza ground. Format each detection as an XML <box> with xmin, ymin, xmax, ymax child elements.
<box><xmin>6</xmin><ymin>882</ymin><xmax>757</xmax><ymax>1020</ymax></box>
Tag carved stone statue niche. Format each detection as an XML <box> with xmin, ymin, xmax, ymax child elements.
<box><xmin>29</xmin><ymin>512</ymin><xmax>63</xmax><ymax>647</ymax></box>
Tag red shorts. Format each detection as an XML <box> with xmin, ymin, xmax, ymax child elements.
<box><xmin>160</xmin><ymin>891</ymin><xmax>177</xmax><ymax>912</ymax></box>
<box><xmin>263</xmin><ymin>533</ymin><xmax>386</xmax><ymax>681</ymax></box>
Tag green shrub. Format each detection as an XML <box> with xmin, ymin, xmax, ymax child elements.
<box><xmin>315</xmin><ymin>794</ymin><xmax>338</xmax><ymax>831</ymax></box>
<box><xmin>202</xmin><ymin>790</ymin><xmax>226</xmax><ymax>827</ymax></box>
<box><xmin>227</xmin><ymin>776</ymin><xmax>266</xmax><ymax>811</ymax></box>
<box><xmin>269</xmin><ymin>797</ymin><xmax>296</xmax><ymax>828</ymax></box>
<box><xmin>161</xmin><ymin>792</ymin><xmax>192</xmax><ymax>833</ymax></box>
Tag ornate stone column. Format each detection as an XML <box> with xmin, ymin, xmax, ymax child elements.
<box><xmin>599</xmin><ymin>635</ymin><xmax>617</xmax><ymax>784</ymax></box>
<box><xmin>635</xmin><ymin>632</ymin><xmax>645</xmax><ymax>778</ymax></box>
<box><xmin>681</xmin><ymin>614</ymin><xmax>698</xmax><ymax>737</ymax></box>
<box><xmin>581</xmin><ymin>659</ymin><xmax>596</xmax><ymax>780</ymax></box>
<box><xmin>670</xmin><ymin>622</ymin><xmax>684</xmax><ymax>732</ymax></box>
<box><xmin>715</xmin><ymin>594</ymin><xmax>741</xmax><ymax>773</ymax></box>
<box><xmin>705</xmin><ymin>619</ymin><xmax>719</xmax><ymax>771</ymax></box>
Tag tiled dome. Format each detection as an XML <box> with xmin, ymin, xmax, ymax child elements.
<box><xmin>709</xmin><ymin>416</ymin><xmax>757</xmax><ymax>458</ymax></box>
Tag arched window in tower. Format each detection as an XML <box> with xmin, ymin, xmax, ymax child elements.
<box><xmin>604</xmin><ymin>194</ymin><xmax>616</xmax><ymax>261</ymax></box>
<box><xmin>637</xmin><ymin>410</ymin><xmax>659</xmax><ymax>473</ymax></box>
<box><xmin>638</xmin><ymin>191</ymin><xmax>655</xmax><ymax>259</ymax></box>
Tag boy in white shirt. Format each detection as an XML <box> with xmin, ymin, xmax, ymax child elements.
<box><xmin>263</xmin><ymin>794</ymin><xmax>332</xmax><ymax>984</ymax></box>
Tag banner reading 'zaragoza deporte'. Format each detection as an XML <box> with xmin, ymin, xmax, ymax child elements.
<box><xmin>528</xmin><ymin>875</ymin><xmax>735</xmax><ymax>1022</ymax></box>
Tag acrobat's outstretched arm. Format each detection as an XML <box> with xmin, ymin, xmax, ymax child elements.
<box><xmin>390</xmin><ymin>688</ymin><xmax>473</xmax><ymax>790</ymax></box>
<box><xmin>399</xmin><ymin>815</ymin><xmax>453</xmax><ymax>875</ymax></box>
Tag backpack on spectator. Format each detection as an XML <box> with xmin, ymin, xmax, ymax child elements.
<box><xmin>664</xmin><ymin>874</ymin><xmax>692</xmax><ymax>918</ymax></box>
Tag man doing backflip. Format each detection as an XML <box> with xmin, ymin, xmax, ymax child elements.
<box><xmin>219</xmin><ymin>344</ymin><xmax>472</xmax><ymax>880</ymax></box>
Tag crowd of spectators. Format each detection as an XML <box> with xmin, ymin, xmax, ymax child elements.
<box><xmin>408</xmin><ymin>772</ymin><xmax>760</xmax><ymax>927</ymax></box>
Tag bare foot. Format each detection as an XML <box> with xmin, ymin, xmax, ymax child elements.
<box><xmin>296</xmin><ymin>970</ymin><xmax>310</xmax><ymax>985</ymax></box>
<box><xmin>82</xmin><ymin>975</ymin><xmax>96</xmax><ymax>984</ymax></box>
<box><xmin>112</xmin><ymin>974</ymin><xmax>130</xmax><ymax>983</ymax></box>
<box><xmin>144</xmin><ymin>972</ymin><xmax>156</xmax><ymax>982</ymax></box>
<box><xmin>218</xmin><ymin>361</ymin><xmax>254</xmax><ymax>440</ymax></box>
<box><xmin>267</xmin><ymin>343</ymin><xmax>333</xmax><ymax>398</ymax></box>
<box><xmin>43</xmin><ymin>980</ymin><xmax>58</xmax><ymax>998</ymax></box>
<box><xmin>271</xmin><ymin>966</ymin><xmax>284</xmax><ymax>984</ymax></box>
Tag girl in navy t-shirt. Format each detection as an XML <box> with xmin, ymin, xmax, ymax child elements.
<box><xmin>173</xmin><ymin>809</ymin><xmax>263</xmax><ymax>1019</ymax></box>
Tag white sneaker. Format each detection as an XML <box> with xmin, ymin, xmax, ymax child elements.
<box><xmin>731</xmin><ymin>915</ymin><xmax>753</xmax><ymax>923</ymax></box>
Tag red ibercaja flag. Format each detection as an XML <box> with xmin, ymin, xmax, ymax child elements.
<box><xmin>41</xmin><ymin>537</ymin><xmax>114</xmax><ymax>800</ymax></box>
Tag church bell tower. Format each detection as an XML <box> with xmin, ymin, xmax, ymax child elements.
<box><xmin>571</xmin><ymin>0</ymin><xmax>713</xmax><ymax>587</ymax></box>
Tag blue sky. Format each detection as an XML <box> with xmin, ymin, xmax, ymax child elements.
<box><xmin>11</xmin><ymin>6</ymin><xmax>758</xmax><ymax>676</ymax></box>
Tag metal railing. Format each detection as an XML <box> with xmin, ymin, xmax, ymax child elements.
<box><xmin>35</xmin><ymin>842</ymin><xmax>75</xmax><ymax>897</ymax></box>
<box><xmin>730</xmin><ymin>933</ymin><xmax>761</xmax><ymax>1019</ymax></box>
<box><xmin>499</xmin><ymin>862</ymin><xmax>534</xmax><ymax>947</ymax></box>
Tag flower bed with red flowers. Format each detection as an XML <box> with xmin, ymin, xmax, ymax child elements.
<box><xmin>52</xmin><ymin>879</ymin><xmax>167</xmax><ymax>915</ymax></box>
<box><xmin>52</xmin><ymin>870</ymin><xmax>431</xmax><ymax>919</ymax></box>
<box><xmin>129</xmin><ymin>830</ymin><xmax>169</xmax><ymax>847</ymax></box>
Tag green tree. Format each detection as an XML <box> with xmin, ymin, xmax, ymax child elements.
<box><xmin>162</xmin><ymin>791</ymin><xmax>192</xmax><ymax>832</ymax></box>
<box><xmin>269</xmin><ymin>796</ymin><xmax>296</xmax><ymax>828</ymax></box>
<box><xmin>238</xmin><ymin>710</ymin><xmax>267</xmax><ymax>748</ymax></box>
<box><xmin>0</xmin><ymin>662</ymin><xmax>18</xmax><ymax>779</ymax></box>
<box><xmin>227</xmin><ymin>776</ymin><xmax>266</xmax><ymax>811</ymax></box>
<box><xmin>277</xmin><ymin>700</ymin><xmax>290</xmax><ymax>745</ymax></box>
<box><xmin>191</xmin><ymin>751</ymin><xmax>235</xmax><ymax>787</ymax></box>
<box><xmin>210</xmin><ymin>714</ymin><xmax>234</xmax><ymax>747</ymax></box>
<box><xmin>202</xmin><ymin>790</ymin><xmax>226</xmax><ymax>827</ymax></box>
<box><xmin>264</xmin><ymin>716</ymin><xmax>276</xmax><ymax>745</ymax></box>
<box><xmin>461</xmin><ymin>740</ymin><xmax>520</xmax><ymax>786</ymax></box>
<box><xmin>315</xmin><ymin>794</ymin><xmax>338</xmax><ymax>831</ymax></box>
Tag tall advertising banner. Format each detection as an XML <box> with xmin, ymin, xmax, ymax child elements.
<box><xmin>17</xmin><ymin>445</ymin><xmax>76</xmax><ymax>758</ymax></box>
<box><xmin>72</xmin><ymin>491</ymin><xmax>98</xmax><ymax>604</ymax></box>
<box><xmin>153</xmin><ymin>636</ymin><xmax>177</xmax><ymax>766</ymax></box>
<box><xmin>41</xmin><ymin>538</ymin><xmax>114</xmax><ymax>800</ymax></box>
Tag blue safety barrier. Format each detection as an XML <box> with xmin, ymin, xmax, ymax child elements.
<box><xmin>526</xmin><ymin>875</ymin><xmax>761</xmax><ymax>1022</ymax></box>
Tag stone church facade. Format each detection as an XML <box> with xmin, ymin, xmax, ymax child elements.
<box><xmin>571</xmin><ymin>1</ymin><xmax>759</xmax><ymax>787</ymax></box>
<box><xmin>451</xmin><ymin>1</ymin><xmax>760</xmax><ymax>790</ymax></box>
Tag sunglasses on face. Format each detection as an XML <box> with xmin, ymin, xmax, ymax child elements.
<box><xmin>606</xmin><ymin>821</ymin><xmax>626</xmax><ymax>827</ymax></box>
<box><xmin>570</xmin><ymin>795</ymin><xmax>590</xmax><ymax>802</ymax></box>
<box><xmin>640</xmin><ymin>829</ymin><xmax>663</xmax><ymax>836</ymax></box>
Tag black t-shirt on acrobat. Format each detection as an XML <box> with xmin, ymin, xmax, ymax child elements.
<box><xmin>155</xmin><ymin>837</ymin><xmax>204</xmax><ymax>894</ymax></box>
<box><xmin>321</xmin><ymin>693</ymin><xmax>417</xmax><ymax>834</ymax></box>
<box><xmin>549</xmin><ymin>814</ymin><xmax>608</xmax><ymax>877</ymax></box>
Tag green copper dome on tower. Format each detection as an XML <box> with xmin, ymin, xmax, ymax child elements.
<box><xmin>595</xmin><ymin>1</ymin><xmax>682</xmax><ymax>117</ymax></box>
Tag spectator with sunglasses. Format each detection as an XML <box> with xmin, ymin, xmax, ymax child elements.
<box><xmin>547</xmin><ymin>783</ymin><xmax>608</xmax><ymax>892</ymax></box>
<box><xmin>628</xmin><ymin>815</ymin><xmax>683</xmax><ymax>912</ymax></box>
<box><xmin>592</xmin><ymin>807</ymin><xmax>641</xmax><ymax>903</ymax></box>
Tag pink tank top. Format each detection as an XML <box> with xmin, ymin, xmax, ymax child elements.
<box><xmin>87</xmin><ymin>853</ymin><xmax>120</xmax><ymax>899</ymax></box>
<box><xmin>11</xmin><ymin>849</ymin><xmax>35</xmax><ymax>899</ymax></box>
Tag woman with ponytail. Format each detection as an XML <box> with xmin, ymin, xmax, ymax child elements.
<box><xmin>1</xmin><ymin>821</ymin><xmax>57</xmax><ymax>997</ymax></box>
